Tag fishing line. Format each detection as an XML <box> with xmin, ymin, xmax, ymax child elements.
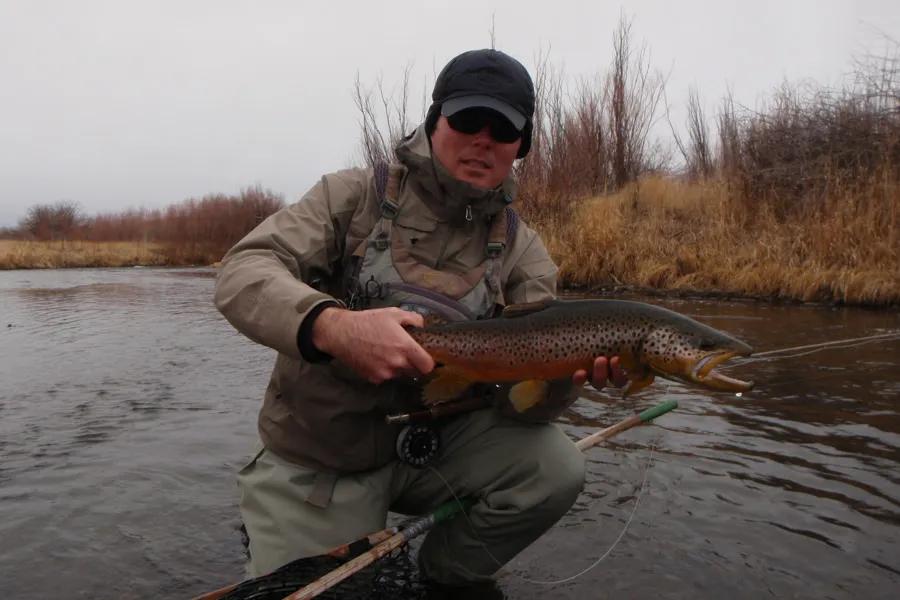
<box><xmin>426</xmin><ymin>439</ymin><xmax>657</xmax><ymax>586</ymax></box>
<box><xmin>735</xmin><ymin>331</ymin><xmax>900</xmax><ymax>364</ymax></box>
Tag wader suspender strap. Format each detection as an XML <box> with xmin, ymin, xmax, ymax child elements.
<box><xmin>344</xmin><ymin>162</ymin><xmax>392</xmax><ymax>309</ymax></box>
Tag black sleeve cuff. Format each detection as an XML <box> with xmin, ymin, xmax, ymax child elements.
<box><xmin>297</xmin><ymin>301</ymin><xmax>341</xmax><ymax>363</ymax></box>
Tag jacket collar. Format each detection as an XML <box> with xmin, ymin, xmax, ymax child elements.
<box><xmin>395</xmin><ymin>125</ymin><xmax>516</xmax><ymax>226</ymax></box>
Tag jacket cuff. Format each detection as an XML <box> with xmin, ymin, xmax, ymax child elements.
<box><xmin>297</xmin><ymin>300</ymin><xmax>342</xmax><ymax>363</ymax></box>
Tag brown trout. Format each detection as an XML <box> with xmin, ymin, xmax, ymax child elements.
<box><xmin>407</xmin><ymin>299</ymin><xmax>753</xmax><ymax>411</ymax></box>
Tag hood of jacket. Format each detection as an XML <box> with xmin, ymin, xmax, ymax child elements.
<box><xmin>394</xmin><ymin>125</ymin><xmax>517</xmax><ymax>226</ymax></box>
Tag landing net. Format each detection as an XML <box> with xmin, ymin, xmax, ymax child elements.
<box><xmin>220</xmin><ymin>545</ymin><xmax>428</xmax><ymax>600</ymax></box>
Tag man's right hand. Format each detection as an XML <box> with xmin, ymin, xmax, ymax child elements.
<box><xmin>311</xmin><ymin>307</ymin><xmax>435</xmax><ymax>384</ymax></box>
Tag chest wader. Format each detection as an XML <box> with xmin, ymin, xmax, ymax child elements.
<box><xmin>344</xmin><ymin>162</ymin><xmax>518</xmax><ymax>468</ymax></box>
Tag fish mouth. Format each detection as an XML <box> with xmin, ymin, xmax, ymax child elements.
<box><xmin>690</xmin><ymin>351</ymin><xmax>754</xmax><ymax>392</ymax></box>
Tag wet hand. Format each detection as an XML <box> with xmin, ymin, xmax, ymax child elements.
<box><xmin>572</xmin><ymin>356</ymin><xmax>629</xmax><ymax>390</ymax></box>
<box><xmin>311</xmin><ymin>307</ymin><xmax>435</xmax><ymax>384</ymax></box>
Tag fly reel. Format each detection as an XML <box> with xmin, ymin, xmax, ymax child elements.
<box><xmin>395</xmin><ymin>423</ymin><xmax>441</xmax><ymax>468</ymax></box>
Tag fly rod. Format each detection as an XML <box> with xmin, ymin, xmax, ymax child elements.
<box><xmin>283</xmin><ymin>399</ymin><xmax>678</xmax><ymax>600</ymax></box>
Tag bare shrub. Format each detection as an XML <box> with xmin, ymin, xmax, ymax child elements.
<box><xmin>47</xmin><ymin>185</ymin><xmax>286</xmax><ymax>264</ymax></box>
<box><xmin>607</xmin><ymin>14</ymin><xmax>666</xmax><ymax>188</ymax></box>
<box><xmin>716</xmin><ymin>89</ymin><xmax>742</xmax><ymax>178</ymax></box>
<box><xmin>353</xmin><ymin>65</ymin><xmax>422</xmax><ymax>168</ymax></box>
<box><xmin>20</xmin><ymin>200</ymin><xmax>84</xmax><ymax>241</ymax></box>
<box><xmin>516</xmin><ymin>15</ymin><xmax>666</xmax><ymax>223</ymax></box>
<box><xmin>671</xmin><ymin>86</ymin><xmax>714</xmax><ymax>179</ymax></box>
<box><xmin>715</xmin><ymin>39</ymin><xmax>899</xmax><ymax>215</ymax></box>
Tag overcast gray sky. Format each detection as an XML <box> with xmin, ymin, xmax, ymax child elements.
<box><xmin>1</xmin><ymin>0</ymin><xmax>897</xmax><ymax>226</ymax></box>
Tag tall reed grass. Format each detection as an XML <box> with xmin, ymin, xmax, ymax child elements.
<box><xmin>0</xmin><ymin>240</ymin><xmax>170</xmax><ymax>269</ymax></box>
<box><xmin>540</xmin><ymin>175</ymin><xmax>898</xmax><ymax>305</ymax></box>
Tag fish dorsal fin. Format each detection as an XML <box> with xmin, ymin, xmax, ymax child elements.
<box><xmin>501</xmin><ymin>299</ymin><xmax>555</xmax><ymax>319</ymax></box>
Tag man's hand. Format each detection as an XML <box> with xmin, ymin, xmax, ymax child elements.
<box><xmin>572</xmin><ymin>356</ymin><xmax>629</xmax><ymax>391</ymax></box>
<box><xmin>311</xmin><ymin>307</ymin><xmax>435</xmax><ymax>384</ymax></box>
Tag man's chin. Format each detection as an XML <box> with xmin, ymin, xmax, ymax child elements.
<box><xmin>456</xmin><ymin>168</ymin><xmax>498</xmax><ymax>190</ymax></box>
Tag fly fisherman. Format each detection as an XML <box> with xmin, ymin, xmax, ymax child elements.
<box><xmin>214</xmin><ymin>49</ymin><xmax>625</xmax><ymax>595</ymax></box>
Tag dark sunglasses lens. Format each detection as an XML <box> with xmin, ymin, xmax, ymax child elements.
<box><xmin>447</xmin><ymin>110</ymin><xmax>485</xmax><ymax>135</ymax></box>
<box><xmin>447</xmin><ymin>109</ymin><xmax>521</xmax><ymax>143</ymax></box>
<box><xmin>490</xmin><ymin>120</ymin><xmax>521</xmax><ymax>143</ymax></box>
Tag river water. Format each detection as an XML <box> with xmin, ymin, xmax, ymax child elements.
<box><xmin>0</xmin><ymin>267</ymin><xmax>897</xmax><ymax>599</ymax></box>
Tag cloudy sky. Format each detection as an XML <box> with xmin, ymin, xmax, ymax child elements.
<box><xmin>1</xmin><ymin>0</ymin><xmax>897</xmax><ymax>226</ymax></box>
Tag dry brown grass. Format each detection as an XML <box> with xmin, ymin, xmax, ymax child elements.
<box><xmin>0</xmin><ymin>241</ymin><xmax>175</xmax><ymax>269</ymax></box>
<box><xmin>540</xmin><ymin>175</ymin><xmax>899</xmax><ymax>306</ymax></box>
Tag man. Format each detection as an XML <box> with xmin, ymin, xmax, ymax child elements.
<box><xmin>214</xmin><ymin>48</ymin><xmax>625</xmax><ymax>591</ymax></box>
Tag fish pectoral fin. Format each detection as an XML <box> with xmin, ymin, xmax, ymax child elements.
<box><xmin>623</xmin><ymin>373</ymin><xmax>655</xmax><ymax>398</ymax></box>
<box><xmin>509</xmin><ymin>380</ymin><xmax>551</xmax><ymax>413</ymax></box>
<box><xmin>501</xmin><ymin>299</ymin><xmax>555</xmax><ymax>319</ymax></box>
<box><xmin>422</xmin><ymin>367</ymin><xmax>474</xmax><ymax>405</ymax></box>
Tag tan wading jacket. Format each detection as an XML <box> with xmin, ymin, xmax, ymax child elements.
<box><xmin>214</xmin><ymin>126</ymin><xmax>578</xmax><ymax>473</ymax></box>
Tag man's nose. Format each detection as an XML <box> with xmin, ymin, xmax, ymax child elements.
<box><xmin>472</xmin><ymin>126</ymin><xmax>494</xmax><ymax>145</ymax></box>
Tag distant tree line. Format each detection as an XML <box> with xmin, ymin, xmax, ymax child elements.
<box><xmin>6</xmin><ymin>185</ymin><xmax>284</xmax><ymax>259</ymax></box>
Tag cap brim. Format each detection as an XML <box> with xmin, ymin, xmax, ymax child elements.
<box><xmin>441</xmin><ymin>95</ymin><xmax>526</xmax><ymax>130</ymax></box>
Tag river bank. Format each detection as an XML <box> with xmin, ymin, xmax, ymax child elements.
<box><xmin>535</xmin><ymin>176</ymin><xmax>899</xmax><ymax>307</ymax></box>
<box><xmin>3</xmin><ymin>175</ymin><xmax>898</xmax><ymax>306</ymax></box>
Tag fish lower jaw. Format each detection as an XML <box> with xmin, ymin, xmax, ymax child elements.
<box><xmin>694</xmin><ymin>371</ymin><xmax>754</xmax><ymax>392</ymax></box>
<box><xmin>690</xmin><ymin>352</ymin><xmax>754</xmax><ymax>392</ymax></box>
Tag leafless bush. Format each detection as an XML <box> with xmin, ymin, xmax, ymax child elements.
<box><xmin>353</xmin><ymin>64</ymin><xmax>423</xmax><ymax>168</ymax></box>
<box><xmin>19</xmin><ymin>200</ymin><xmax>84</xmax><ymax>240</ymax></box>
<box><xmin>671</xmin><ymin>86</ymin><xmax>713</xmax><ymax>179</ymax></box>
<box><xmin>711</xmin><ymin>38</ymin><xmax>899</xmax><ymax>214</ymax></box>
<box><xmin>852</xmin><ymin>34</ymin><xmax>899</xmax><ymax>112</ymax></box>
<box><xmin>726</xmin><ymin>83</ymin><xmax>898</xmax><ymax>211</ymax></box>
<box><xmin>716</xmin><ymin>89</ymin><xmax>742</xmax><ymax>178</ymax></box>
<box><xmin>516</xmin><ymin>15</ymin><xmax>666</xmax><ymax>221</ymax></box>
<box><xmin>16</xmin><ymin>185</ymin><xmax>285</xmax><ymax>263</ymax></box>
<box><xmin>607</xmin><ymin>15</ymin><xmax>667</xmax><ymax>188</ymax></box>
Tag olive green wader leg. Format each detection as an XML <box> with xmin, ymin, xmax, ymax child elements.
<box><xmin>389</xmin><ymin>408</ymin><xmax>586</xmax><ymax>585</ymax></box>
<box><xmin>237</xmin><ymin>447</ymin><xmax>395</xmax><ymax>578</ymax></box>
<box><xmin>238</xmin><ymin>408</ymin><xmax>584</xmax><ymax>584</ymax></box>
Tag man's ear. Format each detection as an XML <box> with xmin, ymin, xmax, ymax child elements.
<box><xmin>516</xmin><ymin>120</ymin><xmax>533</xmax><ymax>159</ymax></box>
<box><xmin>425</xmin><ymin>103</ymin><xmax>442</xmax><ymax>136</ymax></box>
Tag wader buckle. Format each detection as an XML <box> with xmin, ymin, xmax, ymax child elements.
<box><xmin>486</xmin><ymin>241</ymin><xmax>504</xmax><ymax>258</ymax></box>
<box><xmin>372</xmin><ymin>232</ymin><xmax>390</xmax><ymax>251</ymax></box>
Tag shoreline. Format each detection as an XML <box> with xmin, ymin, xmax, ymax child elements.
<box><xmin>1</xmin><ymin>256</ymin><xmax>896</xmax><ymax>309</ymax></box>
<box><xmin>567</xmin><ymin>284</ymin><xmax>900</xmax><ymax>309</ymax></box>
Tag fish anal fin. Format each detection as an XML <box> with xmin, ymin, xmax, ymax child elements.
<box><xmin>422</xmin><ymin>367</ymin><xmax>474</xmax><ymax>405</ymax></box>
<box><xmin>623</xmin><ymin>373</ymin><xmax>655</xmax><ymax>398</ymax></box>
<box><xmin>501</xmin><ymin>300</ymin><xmax>555</xmax><ymax>319</ymax></box>
<box><xmin>509</xmin><ymin>380</ymin><xmax>550</xmax><ymax>413</ymax></box>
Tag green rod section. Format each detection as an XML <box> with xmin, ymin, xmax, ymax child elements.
<box><xmin>638</xmin><ymin>399</ymin><xmax>678</xmax><ymax>422</ymax></box>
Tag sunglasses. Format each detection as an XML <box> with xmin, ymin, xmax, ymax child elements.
<box><xmin>446</xmin><ymin>108</ymin><xmax>522</xmax><ymax>144</ymax></box>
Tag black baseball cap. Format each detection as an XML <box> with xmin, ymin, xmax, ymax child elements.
<box><xmin>426</xmin><ymin>49</ymin><xmax>535</xmax><ymax>157</ymax></box>
<box><xmin>432</xmin><ymin>49</ymin><xmax>534</xmax><ymax>130</ymax></box>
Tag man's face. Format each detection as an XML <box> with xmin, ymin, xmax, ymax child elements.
<box><xmin>430</xmin><ymin>113</ymin><xmax>522</xmax><ymax>189</ymax></box>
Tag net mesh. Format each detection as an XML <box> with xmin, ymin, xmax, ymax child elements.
<box><xmin>220</xmin><ymin>545</ymin><xmax>428</xmax><ymax>600</ymax></box>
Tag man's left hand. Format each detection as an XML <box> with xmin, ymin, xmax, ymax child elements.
<box><xmin>572</xmin><ymin>356</ymin><xmax>628</xmax><ymax>390</ymax></box>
